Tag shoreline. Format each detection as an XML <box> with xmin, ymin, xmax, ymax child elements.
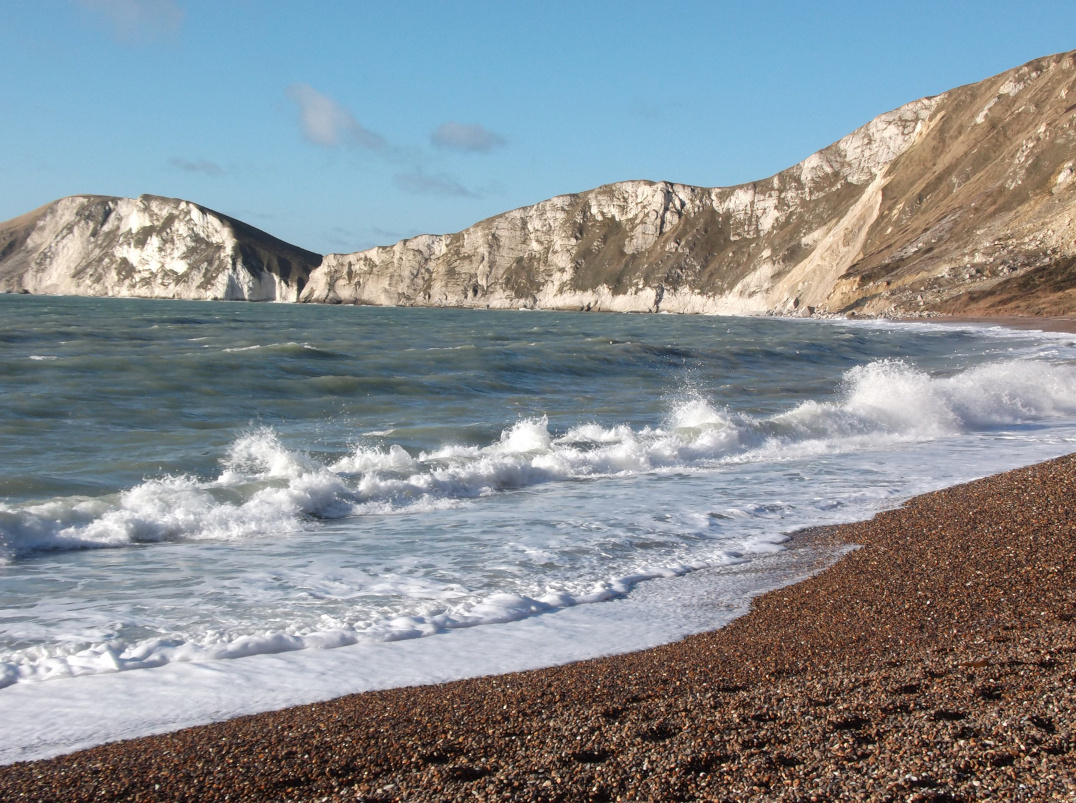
<box><xmin>6</xmin><ymin>290</ymin><xmax>1076</xmax><ymax>333</ymax></box>
<box><xmin>892</xmin><ymin>313</ymin><xmax>1076</xmax><ymax>335</ymax></box>
<box><xmin>2</xmin><ymin>455</ymin><xmax>1074</xmax><ymax>800</ymax></box>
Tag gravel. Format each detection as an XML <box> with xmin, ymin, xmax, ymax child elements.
<box><xmin>3</xmin><ymin>454</ymin><xmax>1075</xmax><ymax>801</ymax></box>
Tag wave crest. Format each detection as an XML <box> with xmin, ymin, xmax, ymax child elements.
<box><xmin>3</xmin><ymin>358</ymin><xmax>1074</xmax><ymax>565</ymax></box>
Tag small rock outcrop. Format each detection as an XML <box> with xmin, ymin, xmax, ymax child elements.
<box><xmin>0</xmin><ymin>195</ymin><xmax>320</xmax><ymax>301</ymax></box>
<box><xmin>301</xmin><ymin>50</ymin><xmax>1076</xmax><ymax>317</ymax></box>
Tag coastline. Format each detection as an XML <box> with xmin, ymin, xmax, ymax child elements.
<box><xmin>2</xmin><ymin>453</ymin><xmax>1073</xmax><ymax>800</ymax></box>
<box><xmin>893</xmin><ymin>314</ymin><xmax>1076</xmax><ymax>335</ymax></box>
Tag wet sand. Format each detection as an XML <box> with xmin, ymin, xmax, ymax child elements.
<box><xmin>2</xmin><ymin>452</ymin><xmax>1074</xmax><ymax>801</ymax></box>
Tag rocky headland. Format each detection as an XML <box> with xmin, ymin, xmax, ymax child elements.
<box><xmin>2</xmin><ymin>50</ymin><xmax>1076</xmax><ymax>317</ymax></box>
<box><xmin>301</xmin><ymin>50</ymin><xmax>1076</xmax><ymax>317</ymax></box>
<box><xmin>0</xmin><ymin>195</ymin><xmax>319</xmax><ymax>302</ymax></box>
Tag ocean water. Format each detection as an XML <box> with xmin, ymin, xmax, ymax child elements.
<box><xmin>2</xmin><ymin>295</ymin><xmax>1076</xmax><ymax>762</ymax></box>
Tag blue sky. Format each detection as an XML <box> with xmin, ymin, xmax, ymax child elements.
<box><xmin>1</xmin><ymin>1</ymin><xmax>1074</xmax><ymax>255</ymax></box>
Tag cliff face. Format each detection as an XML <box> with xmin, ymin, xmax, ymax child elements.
<box><xmin>301</xmin><ymin>50</ymin><xmax>1076</xmax><ymax>317</ymax></box>
<box><xmin>0</xmin><ymin>195</ymin><xmax>320</xmax><ymax>302</ymax></box>
<box><xmin>4</xmin><ymin>51</ymin><xmax>1076</xmax><ymax>317</ymax></box>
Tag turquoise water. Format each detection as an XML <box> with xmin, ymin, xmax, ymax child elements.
<box><xmin>2</xmin><ymin>295</ymin><xmax>1076</xmax><ymax>696</ymax></box>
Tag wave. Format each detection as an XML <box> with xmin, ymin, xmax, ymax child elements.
<box><xmin>771</xmin><ymin>359</ymin><xmax>1076</xmax><ymax>440</ymax></box>
<box><xmin>2</xmin><ymin>359</ymin><xmax>1075</xmax><ymax>566</ymax></box>
<box><xmin>220</xmin><ymin>342</ymin><xmax>344</xmax><ymax>359</ymax></box>
<box><xmin>0</xmin><ymin>554</ymin><xmax>737</xmax><ymax>688</ymax></box>
<box><xmin>3</xmin><ymin>357</ymin><xmax>1076</xmax><ymax>686</ymax></box>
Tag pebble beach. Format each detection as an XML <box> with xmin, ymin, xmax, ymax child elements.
<box><xmin>2</xmin><ymin>454</ymin><xmax>1075</xmax><ymax>801</ymax></box>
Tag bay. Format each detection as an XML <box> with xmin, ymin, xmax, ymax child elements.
<box><xmin>2</xmin><ymin>295</ymin><xmax>1076</xmax><ymax>761</ymax></box>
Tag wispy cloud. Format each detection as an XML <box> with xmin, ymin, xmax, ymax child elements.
<box><xmin>342</xmin><ymin>225</ymin><xmax>425</xmax><ymax>253</ymax></box>
<box><xmin>368</xmin><ymin>225</ymin><xmax>417</xmax><ymax>242</ymax></box>
<box><xmin>430</xmin><ymin>122</ymin><xmax>507</xmax><ymax>154</ymax></box>
<box><xmin>285</xmin><ymin>84</ymin><xmax>386</xmax><ymax>150</ymax></box>
<box><xmin>394</xmin><ymin>170</ymin><xmax>474</xmax><ymax>197</ymax></box>
<box><xmin>322</xmin><ymin>226</ymin><xmax>359</xmax><ymax>250</ymax></box>
<box><xmin>169</xmin><ymin>157</ymin><xmax>222</xmax><ymax>176</ymax></box>
<box><xmin>282</xmin><ymin>87</ymin><xmax>502</xmax><ymax>200</ymax></box>
<box><xmin>73</xmin><ymin>0</ymin><xmax>184</xmax><ymax>43</ymax></box>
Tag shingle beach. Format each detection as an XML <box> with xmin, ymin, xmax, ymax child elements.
<box><xmin>2</xmin><ymin>454</ymin><xmax>1075</xmax><ymax>802</ymax></box>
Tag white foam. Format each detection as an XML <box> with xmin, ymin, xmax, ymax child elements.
<box><xmin>773</xmin><ymin>360</ymin><xmax>1076</xmax><ymax>442</ymax></box>
<box><xmin>0</xmin><ymin>535</ymin><xmax>748</xmax><ymax>686</ymax></box>
<box><xmin>4</xmin><ymin>359</ymin><xmax>1075</xmax><ymax>567</ymax></box>
<box><xmin>3</xmin><ymin>358</ymin><xmax>1076</xmax><ymax>685</ymax></box>
<box><xmin>332</xmin><ymin>444</ymin><xmax>418</xmax><ymax>474</ymax></box>
<box><xmin>219</xmin><ymin>427</ymin><xmax>319</xmax><ymax>481</ymax></box>
<box><xmin>0</xmin><ymin>550</ymin><xmax>826</xmax><ymax>765</ymax></box>
<box><xmin>221</xmin><ymin>344</ymin><xmax>263</xmax><ymax>353</ymax></box>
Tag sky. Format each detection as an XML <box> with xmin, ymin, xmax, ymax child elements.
<box><xmin>1</xmin><ymin>1</ymin><xmax>1075</xmax><ymax>256</ymax></box>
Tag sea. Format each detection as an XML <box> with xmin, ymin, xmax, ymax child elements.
<box><xmin>2</xmin><ymin>294</ymin><xmax>1076</xmax><ymax>763</ymax></box>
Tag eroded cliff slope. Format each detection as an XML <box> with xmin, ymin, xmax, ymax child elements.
<box><xmin>4</xmin><ymin>51</ymin><xmax>1075</xmax><ymax>316</ymax></box>
<box><xmin>302</xmin><ymin>50</ymin><xmax>1076</xmax><ymax>317</ymax></box>
<box><xmin>0</xmin><ymin>195</ymin><xmax>320</xmax><ymax>301</ymax></box>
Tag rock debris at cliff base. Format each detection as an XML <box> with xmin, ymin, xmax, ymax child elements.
<box><xmin>2</xmin><ymin>454</ymin><xmax>1075</xmax><ymax>801</ymax></box>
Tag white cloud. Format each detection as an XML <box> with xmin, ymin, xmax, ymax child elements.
<box><xmin>430</xmin><ymin>122</ymin><xmax>507</xmax><ymax>153</ymax></box>
<box><xmin>285</xmin><ymin>84</ymin><xmax>386</xmax><ymax>150</ymax></box>
<box><xmin>74</xmin><ymin>0</ymin><xmax>184</xmax><ymax>42</ymax></box>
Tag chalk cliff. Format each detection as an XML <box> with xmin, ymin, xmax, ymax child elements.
<box><xmin>301</xmin><ymin>50</ymin><xmax>1076</xmax><ymax>317</ymax></box>
<box><xmin>3</xmin><ymin>50</ymin><xmax>1076</xmax><ymax>317</ymax></box>
<box><xmin>0</xmin><ymin>195</ymin><xmax>319</xmax><ymax>301</ymax></box>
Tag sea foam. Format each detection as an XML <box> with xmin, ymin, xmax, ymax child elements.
<box><xmin>3</xmin><ymin>356</ymin><xmax>1076</xmax><ymax>686</ymax></box>
<box><xmin>3</xmin><ymin>358</ymin><xmax>1074</xmax><ymax>569</ymax></box>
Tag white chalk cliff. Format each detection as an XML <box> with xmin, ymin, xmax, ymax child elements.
<box><xmin>3</xmin><ymin>50</ymin><xmax>1076</xmax><ymax>317</ymax></box>
<box><xmin>302</xmin><ymin>50</ymin><xmax>1076</xmax><ymax>317</ymax></box>
<box><xmin>0</xmin><ymin>195</ymin><xmax>319</xmax><ymax>301</ymax></box>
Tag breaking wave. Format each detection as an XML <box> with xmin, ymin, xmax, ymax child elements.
<box><xmin>3</xmin><ymin>357</ymin><xmax>1076</xmax><ymax>686</ymax></box>
<box><xmin>2</xmin><ymin>358</ymin><xmax>1074</xmax><ymax>566</ymax></box>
